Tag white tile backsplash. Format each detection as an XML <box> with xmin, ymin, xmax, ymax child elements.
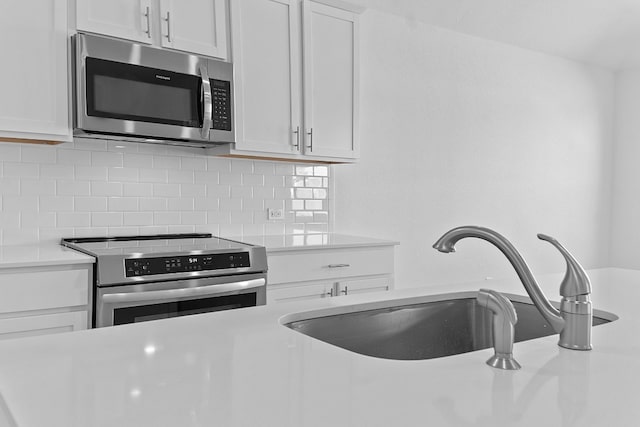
<box><xmin>91</xmin><ymin>151</ymin><xmax>123</xmax><ymax>167</ymax></box>
<box><xmin>22</xmin><ymin>146</ymin><xmax>55</xmax><ymax>164</ymax></box>
<box><xmin>108</xmin><ymin>167</ymin><xmax>139</xmax><ymax>182</ymax></box>
<box><xmin>92</xmin><ymin>212</ymin><xmax>123</xmax><ymax>227</ymax></box>
<box><xmin>74</xmin><ymin>196</ymin><xmax>107</xmax><ymax>212</ymax></box>
<box><xmin>57</xmin><ymin>212</ymin><xmax>91</xmax><ymax>228</ymax></box>
<box><xmin>76</xmin><ymin>165</ymin><xmax>107</xmax><ymax>181</ymax></box>
<box><xmin>4</xmin><ymin>162</ymin><xmax>38</xmax><ymax>177</ymax></box>
<box><xmin>40</xmin><ymin>164</ymin><xmax>75</xmax><ymax>179</ymax></box>
<box><xmin>40</xmin><ymin>195</ymin><xmax>73</xmax><ymax>212</ymax></box>
<box><xmin>56</xmin><ymin>181</ymin><xmax>91</xmax><ymax>196</ymax></box>
<box><xmin>0</xmin><ymin>140</ymin><xmax>332</xmax><ymax>245</ymax></box>
<box><xmin>23</xmin><ymin>179</ymin><xmax>56</xmax><ymax>196</ymax></box>
<box><xmin>0</xmin><ymin>144</ymin><xmax>20</xmax><ymax>161</ymax></box>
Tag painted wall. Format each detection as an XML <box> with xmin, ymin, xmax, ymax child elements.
<box><xmin>334</xmin><ymin>10</ymin><xmax>615</xmax><ymax>288</ymax></box>
<box><xmin>610</xmin><ymin>71</ymin><xmax>640</xmax><ymax>269</ymax></box>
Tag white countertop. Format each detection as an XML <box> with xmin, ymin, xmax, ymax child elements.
<box><xmin>0</xmin><ymin>268</ymin><xmax>638</xmax><ymax>426</ymax></box>
<box><xmin>230</xmin><ymin>233</ymin><xmax>399</xmax><ymax>252</ymax></box>
<box><xmin>0</xmin><ymin>244</ymin><xmax>94</xmax><ymax>269</ymax></box>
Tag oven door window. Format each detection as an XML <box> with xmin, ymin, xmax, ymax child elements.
<box><xmin>112</xmin><ymin>293</ymin><xmax>257</xmax><ymax>326</ymax></box>
<box><xmin>85</xmin><ymin>57</ymin><xmax>202</xmax><ymax>127</ymax></box>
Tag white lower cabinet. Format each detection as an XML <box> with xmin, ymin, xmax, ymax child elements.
<box><xmin>0</xmin><ymin>311</ymin><xmax>88</xmax><ymax>341</ymax></box>
<box><xmin>0</xmin><ymin>264</ymin><xmax>92</xmax><ymax>340</ymax></box>
<box><xmin>266</xmin><ymin>245</ymin><xmax>395</xmax><ymax>304</ymax></box>
<box><xmin>268</xmin><ymin>281</ymin><xmax>335</xmax><ymax>304</ymax></box>
<box><xmin>336</xmin><ymin>276</ymin><xmax>391</xmax><ymax>296</ymax></box>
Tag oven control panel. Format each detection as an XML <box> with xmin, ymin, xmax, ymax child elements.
<box><xmin>125</xmin><ymin>253</ymin><xmax>250</xmax><ymax>277</ymax></box>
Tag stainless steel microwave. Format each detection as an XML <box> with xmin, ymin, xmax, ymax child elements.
<box><xmin>73</xmin><ymin>33</ymin><xmax>234</xmax><ymax>147</ymax></box>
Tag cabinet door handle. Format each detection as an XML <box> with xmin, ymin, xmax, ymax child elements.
<box><xmin>341</xmin><ymin>286</ymin><xmax>349</xmax><ymax>295</ymax></box>
<box><xmin>325</xmin><ymin>264</ymin><xmax>350</xmax><ymax>269</ymax></box>
<box><xmin>144</xmin><ymin>6</ymin><xmax>151</xmax><ymax>38</ymax></box>
<box><xmin>164</xmin><ymin>11</ymin><xmax>172</xmax><ymax>42</ymax></box>
<box><xmin>326</xmin><ymin>288</ymin><xmax>334</xmax><ymax>297</ymax></box>
<box><xmin>307</xmin><ymin>128</ymin><xmax>313</xmax><ymax>152</ymax></box>
<box><xmin>293</xmin><ymin>126</ymin><xmax>300</xmax><ymax>149</ymax></box>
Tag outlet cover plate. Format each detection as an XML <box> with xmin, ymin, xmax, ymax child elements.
<box><xmin>268</xmin><ymin>208</ymin><xmax>284</xmax><ymax>220</ymax></box>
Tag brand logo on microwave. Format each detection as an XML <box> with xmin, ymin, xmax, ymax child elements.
<box><xmin>155</xmin><ymin>75</ymin><xmax>171</xmax><ymax>81</ymax></box>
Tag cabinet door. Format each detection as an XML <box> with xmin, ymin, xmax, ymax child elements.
<box><xmin>302</xmin><ymin>1</ymin><xmax>359</xmax><ymax>159</ymax></box>
<box><xmin>337</xmin><ymin>276</ymin><xmax>391</xmax><ymax>297</ymax></box>
<box><xmin>268</xmin><ymin>282</ymin><xmax>335</xmax><ymax>304</ymax></box>
<box><xmin>0</xmin><ymin>311</ymin><xmax>88</xmax><ymax>341</ymax></box>
<box><xmin>0</xmin><ymin>266</ymin><xmax>90</xmax><ymax>314</ymax></box>
<box><xmin>0</xmin><ymin>0</ymin><xmax>71</xmax><ymax>143</ymax></box>
<box><xmin>231</xmin><ymin>0</ymin><xmax>302</xmax><ymax>155</ymax></box>
<box><xmin>76</xmin><ymin>0</ymin><xmax>153</xmax><ymax>44</ymax></box>
<box><xmin>160</xmin><ymin>0</ymin><xmax>228</xmax><ymax>59</ymax></box>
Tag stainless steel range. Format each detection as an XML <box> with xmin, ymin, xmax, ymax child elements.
<box><xmin>62</xmin><ymin>233</ymin><xmax>267</xmax><ymax>328</ymax></box>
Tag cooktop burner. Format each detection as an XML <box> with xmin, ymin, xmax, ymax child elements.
<box><xmin>62</xmin><ymin>233</ymin><xmax>250</xmax><ymax>257</ymax></box>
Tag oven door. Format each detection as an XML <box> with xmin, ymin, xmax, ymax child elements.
<box><xmin>95</xmin><ymin>273</ymin><xmax>266</xmax><ymax>328</ymax></box>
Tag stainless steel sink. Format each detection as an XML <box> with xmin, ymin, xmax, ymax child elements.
<box><xmin>282</xmin><ymin>292</ymin><xmax>617</xmax><ymax>360</ymax></box>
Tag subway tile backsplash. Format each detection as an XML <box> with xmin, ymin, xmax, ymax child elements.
<box><xmin>0</xmin><ymin>140</ymin><xmax>332</xmax><ymax>245</ymax></box>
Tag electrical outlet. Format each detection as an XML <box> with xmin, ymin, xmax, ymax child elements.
<box><xmin>268</xmin><ymin>208</ymin><xmax>284</xmax><ymax>220</ymax></box>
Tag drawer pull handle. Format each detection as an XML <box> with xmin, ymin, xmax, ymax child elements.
<box><xmin>326</xmin><ymin>264</ymin><xmax>350</xmax><ymax>269</ymax></box>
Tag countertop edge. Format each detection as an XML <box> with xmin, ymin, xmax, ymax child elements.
<box><xmin>0</xmin><ymin>244</ymin><xmax>95</xmax><ymax>270</ymax></box>
<box><xmin>229</xmin><ymin>233</ymin><xmax>400</xmax><ymax>253</ymax></box>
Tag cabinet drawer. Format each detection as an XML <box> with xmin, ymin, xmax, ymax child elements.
<box><xmin>339</xmin><ymin>277</ymin><xmax>391</xmax><ymax>296</ymax></box>
<box><xmin>267</xmin><ymin>246</ymin><xmax>394</xmax><ymax>285</ymax></box>
<box><xmin>0</xmin><ymin>267</ymin><xmax>90</xmax><ymax>314</ymax></box>
<box><xmin>267</xmin><ymin>282</ymin><xmax>334</xmax><ymax>304</ymax></box>
<box><xmin>0</xmin><ymin>311</ymin><xmax>88</xmax><ymax>341</ymax></box>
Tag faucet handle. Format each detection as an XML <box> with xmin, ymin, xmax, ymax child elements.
<box><xmin>537</xmin><ymin>234</ymin><xmax>592</xmax><ymax>298</ymax></box>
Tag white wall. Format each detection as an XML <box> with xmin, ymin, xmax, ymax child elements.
<box><xmin>334</xmin><ymin>10</ymin><xmax>615</xmax><ymax>288</ymax></box>
<box><xmin>610</xmin><ymin>71</ymin><xmax>640</xmax><ymax>268</ymax></box>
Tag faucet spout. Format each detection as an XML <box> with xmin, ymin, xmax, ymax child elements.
<box><xmin>433</xmin><ymin>226</ymin><xmax>565</xmax><ymax>333</ymax></box>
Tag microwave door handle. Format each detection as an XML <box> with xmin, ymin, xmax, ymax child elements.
<box><xmin>102</xmin><ymin>278</ymin><xmax>265</xmax><ymax>304</ymax></box>
<box><xmin>199</xmin><ymin>64</ymin><xmax>213</xmax><ymax>138</ymax></box>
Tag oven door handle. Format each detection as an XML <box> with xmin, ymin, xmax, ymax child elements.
<box><xmin>102</xmin><ymin>278</ymin><xmax>265</xmax><ymax>304</ymax></box>
<box><xmin>199</xmin><ymin>64</ymin><xmax>213</xmax><ymax>138</ymax></box>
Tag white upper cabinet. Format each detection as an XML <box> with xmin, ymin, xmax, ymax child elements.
<box><xmin>302</xmin><ymin>2</ymin><xmax>359</xmax><ymax>159</ymax></box>
<box><xmin>159</xmin><ymin>0</ymin><xmax>228</xmax><ymax>59</ymax></box>
<box><xmin>0</xmin><ymin>0</ymin><xmax>71</xmax><ymax>143</ymax></box>
<box><xmin>230</xmin><ymin>0</ymin><xmax>302</xmax><ymax>156</ymax></box>
<box><xmin>76</xmin><ymin>0</ymin><xmax>228</xmax><ymax>59</ymax></box>
<box><xmin>76</xmin><ymin>0</ymin><xmax>154</xmax><ymax>45</ymax></box>
<box><xmin>210</xmin><ymin>0</ymin><xmax>360</xmax><ymax>163</ymax></box>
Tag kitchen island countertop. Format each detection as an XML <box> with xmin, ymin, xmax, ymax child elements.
<box><xmin>0</xmin><ymin>268</ymin><xmax>638</xmax><ymax>426</ymax></box>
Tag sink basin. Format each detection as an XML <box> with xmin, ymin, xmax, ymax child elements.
<box><xmin>282</xmin><ymin>292</ymin><xmax>617</xmax><ymax>360</ymax></box>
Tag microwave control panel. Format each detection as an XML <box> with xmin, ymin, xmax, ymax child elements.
<box><xmin>125</xmin><ymin>252</ymin><xmax>250</xmax><ymax>277</ymax></box>
<box><xmin>211</xmin><ymin>79</ymin><xmax>232</xmax><ymax>131</ymax></box>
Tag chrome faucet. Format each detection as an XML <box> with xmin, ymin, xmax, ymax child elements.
<box><xmin>433</xmin><ymin>226</ymin><xmax>593</xmax><ymax>350</ymax></box>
